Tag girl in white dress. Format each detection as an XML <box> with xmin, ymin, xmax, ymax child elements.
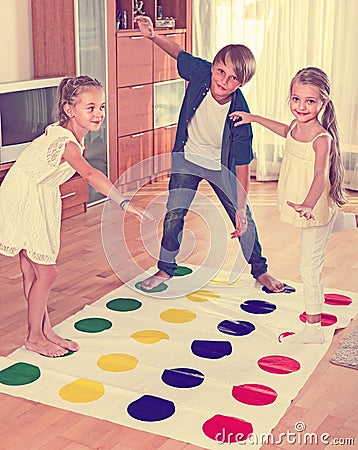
<box><xmin>230</xmin><ymin>67</ymin><xmax>356</xmax><ymax>344</ymax></box>
<box><xmin>0</xmin><ymin>75</ymin><xmax>150</xmax><ymax>357</ymax></box>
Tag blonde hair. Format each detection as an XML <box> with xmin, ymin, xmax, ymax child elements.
<box><xmin>57</xmin><ymin>75</ymin><xmax>103</xmax><ymax>125</ymax></box>
<box><xmin>290</xmin><ymin>67</ymin><xmax>346</xmax><ymax>206</ymax></box>
<box><xmin>213</xmin><ymin>44</ymin><xmax>256</xmax><ymax>86</ymax></box>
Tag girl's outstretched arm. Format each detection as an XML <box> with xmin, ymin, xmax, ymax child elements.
<box><xmin>62</xmin><ymin>142</ymin><xmax>153</xmax><ymax>221</ymax></box>
<box><xmin>229</xmin><ymin>111</ymin><xmax>291</xmax><ymax>138</ymax></box>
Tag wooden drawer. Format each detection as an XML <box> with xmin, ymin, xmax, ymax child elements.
<box><xmin>60</xmin><ymin>174</ymin><xmax>88</xmax><ymax>220</ymax></box>
<box><xmin>154</xmin><ymin>33</ymin><xmax>185</xmax><ymax>82</ymax></box>
<box><xmin>153</xmin><ymin>125</ymin><xmax>177</xmax><ymax>175</ymax></box>
<box><xmin>117</xmin><ymin>84</ymin><xmax>153</xmax><ymax>137</ymax></box>
<box><xmin>117</xmin><ymin>35</ymin><xmax>153</xmax><ymax>87</ymax></box>
<box><xmin>118</xmin><ymin>130</ymin><xmax>153</xmax><ymax>185</ymax></box>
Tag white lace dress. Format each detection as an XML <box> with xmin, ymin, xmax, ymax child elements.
<box><xmin>0</xmin><ymin>124</ymin><xmax>85</xmax><ymax>264</ymax></box>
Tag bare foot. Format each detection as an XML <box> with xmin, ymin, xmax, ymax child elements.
<box><xmin>45</xmin><ymin>330</ymin><xmax>80</xmax><ymax>352</ymax></box>
<box><xmin>141</xmin><ymin>270</ymin><xmax>172</xmax><ymax>291</ymax></box>
<box><xmin>257</xmin><ymin>272</ymin><xmax>284</xmax><ymax>292</ymax></box>
<box><xmin>25</xmin><ymin>336</ymin><xmax>69</xmax><ymax>357</ymax></box>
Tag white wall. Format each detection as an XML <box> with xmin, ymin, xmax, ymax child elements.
<box><xmin>0</xmin><ymin>0</ymin><xmax>33</xmax><ymax>83</ymax></box>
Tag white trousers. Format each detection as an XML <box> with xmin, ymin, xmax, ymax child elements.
<box><xmin>300</xmin><ymin>212</ymin><xmax>356</xmax><ymax>315</ymax></box>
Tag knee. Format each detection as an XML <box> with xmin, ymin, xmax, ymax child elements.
<box><xmin>39</xmin><ymin>265</ymin><xmax>59</xmax><ymax>287</ymax></box>
<box><xmin>164</xmin><ymin>208</ymin><xmax>188</xmax><ymax>226</ymax></box>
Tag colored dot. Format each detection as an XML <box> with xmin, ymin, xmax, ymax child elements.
<box><xmin>240</xmin><ymin>300</ymin><xmax>276</xmax><ymax>314</ymax></box>
<box><xmin>59</xmin><ymin>378</ymin><xmax>105</xmax><ymax>403</ymax></box>
<box><xmin>232</xmin><ymin>383</ymin><xmax>277</xmax><ymax>406</ymax></box>
<box><xmin>0</xmin><ymin>362</ymin><xmax>41</xmax><ymax>386</ymax></box>
<box><xmin>217</xmin><ymin>320</ymin><xmax>255</xmax><ymax>336</ymax></box>
<box><xmin>324</xmin><ymin>293</ymin><xmax>352</xmax><ymax>306</ymax></box>
<box><xmin>278</xmin><ymin>331</ymin><xmax>295</xmax><ymax>342</ymax></box>
<box><xmin>135</xmin><ymin>281</ymin><xmax>168</xmax><ymax>292</ymax></box>
<box><xmin>127</xmin><ymin>395</ymin><xmax>175</xmax><ymax>422</ymax></box>
<box><xmin>258</xmin><ymin>355</ymin><xmax>301</xmax><ymax>374</ymax></box>
<box><xmin>191</xmin><ymin>340</ymin><xmax>232</xmax><ymax>359</ymax></box>
<box><xmin>74</xmin><ymin>318</ymin><xmax>112</xmax><ymax>333</ymax></box>
<box><xmin>131</xmin><ymin>330</ymin><xmax>169</xmax><ymax>344</ymax></box>
<box><xmin>202</xmin><ymin>414</ymin><xmax>253</xmax><ymax>443</ymax></box>
<box><xmin>174</xmin><ymin>266</ymin><xmax>193</xmax><ymax>276</ymax></box>
<box><xmin>186</xmin><ymin>289</ymin><xmax>221</xmax><ymax>303</ymax></box>
<box><xmin>160</xmin><ymin>308</ymin><xmax>196</xmax><ymax>323</ymax></box>
<box><xmin>97</xmin><ymin>353</ymin><xmax>138</xmax><ymax>372</ymax></box>
<box><xmin>161</xmin><ymin>367</ymin><xmax>204</xmax><ymax>388</ymax></box>
<box><xmin>106</xmin><ymin>298</ymin><xmax>142</xmax><ymax>312</ymax></box>
<box><xmin>299</xmin><ymin>312</ymin><xmax>337</xmax><ymax>327</ymax></box>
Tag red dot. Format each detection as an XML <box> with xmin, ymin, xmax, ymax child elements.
<box><xmin>202</xmin><ymin>414</ymin><xmax>253</xmax><ymax>443</ymax></box>
<box><xmin>257</xmin><ymin>355</ymin><xmax>301</xmax><ymax>374</ymax></box>
<box><xmin>324</xmin><ymin>293</ymin><xmax>352</xmax><ymax>306</ymax></box>
<box><xmin>299</xmin><ymin>312</ymin><xmax>337</xmax><ymax>326</ymax></box>
<box><xmin>232</xmin><ymin>383</ymin><xmax>277</xmax><ymax>406</ymax></box>
<box><xmin>278</xmin><ymin>331</ymin><xmax>295</xmax><ymax>342</ymax></box>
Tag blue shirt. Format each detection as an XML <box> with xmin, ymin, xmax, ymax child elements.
<box><xmin>173</xmin><ymin>51</ymin><xmax>254</xmax><ymax>173</ymax></box>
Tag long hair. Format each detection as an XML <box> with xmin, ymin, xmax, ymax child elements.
<box><xmin>290</xmin><ymin>67</ymin><xmax>346</xmax><ymax>206</ymax></box>
<box><xmin>57</xmin><ymin>75</ymin><xmax>103</xmax><ymax>125</ymax></box>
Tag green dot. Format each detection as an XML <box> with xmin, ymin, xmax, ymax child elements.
<box><xmin>135</xmin><ymin>281</ymin><xmax>168</xmax><ymax>293</ymax></box>
<box><xmin>74</xmin><ymin>318</ymin><xmax>112</xmax><ymax>333</ymax></box>
<box><xmin>0</xmin><ymin>362</ymin><xmax>41</xmax><ymax>386</ymax></box>
<box><xmin>173</xmin><ymin>266</ymin><xmax>193</xmax><ymax>277</ymax></box>
<box><xmin>106</xmin><ymin>298</ymin><xmax>142</xmax><ymax>312</ymax></box>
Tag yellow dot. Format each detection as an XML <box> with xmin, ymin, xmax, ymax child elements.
<box><xmin>97</xmin><ymin>353</ymin><xmax>139</xmax><ymax>372</ymax></box>
<box><xmin>59</xmin><ymin>378</ymin><xmax>104</xmax><ymax>403</ymax></box>
<box><xmin>131</xmin><ymin>330</ymin><xmax>169</xmax><ymax>344</ymax></box>
<box><xmin>211</xmin><ymin>273</ymin><xmax>242</xmax><ymax>285</ymax></box>
<box><xmin>160</xmin><ymin>308</ymin><xmax>196</xmax><ymax>323</ymax></box>
<box><xmin>186</xmin><ymin>289</ymin><xmax>221</xmax><ymax>302</ymax></box>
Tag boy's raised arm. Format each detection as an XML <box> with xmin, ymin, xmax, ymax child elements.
<box><xmin>135</xmin><ymin>16</ymin><xmax>184</xmax><ymax>60</ymax></box>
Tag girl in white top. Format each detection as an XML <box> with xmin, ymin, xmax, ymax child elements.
<box><xmin>230</xmin><ymin>67</ymin><xmax>356</xmax><ymax>344</ymax></box>
<box><xmin>0</xmin><ymin>76</ymin><xmax>151</xmax><ymax>357</ymax></box>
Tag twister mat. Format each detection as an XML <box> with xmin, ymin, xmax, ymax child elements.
<box><xmin>1</xmin><ymin>266</ymin><xmax>357</xmax><ymax>449</ymax></box>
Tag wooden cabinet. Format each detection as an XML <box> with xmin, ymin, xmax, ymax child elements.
<box><xmin>116</xmin><ymin>35</ymin><xmax>153</xmax><ymax>86</ymax></box>
<box><xmin>153</xmin><ymin>32</ymin><xmax>185</xmax><ymax>82</ymax></box>
<box><xmin>117</xmin><ymin>84</ymin><xmax>153</xmax><ymax>136</ymax></box>
<box><xmin>60</xmin><ymin>174</ymin><xmax>89</xmax><ymax>220</ymax></box>
<box><xmin>111</xmin><ymin>0</ymin><xmax>192</xmax><ymax>192</ymax></box>
<box><xmin>26</xmin><ymin>0</ymin><xmax>192</xmax><ymax>201</ymax></box>
<box><xmin>118</xmin><ymin>131</ymin><xmax>153</xmax><ymax>189</ymax></box>
<box><xmin>153</xmin><ymin>124</ymin><xmax>177</xmax><ymax>176</ymax></box>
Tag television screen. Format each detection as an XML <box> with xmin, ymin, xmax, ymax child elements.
<box><xmin>0</xmin><ymin>86</ymin><xmax>57</xmax><ymax>146</ymax></box>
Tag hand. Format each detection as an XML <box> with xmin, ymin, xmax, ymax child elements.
<box><xmin>287</xmin><ymin>201</ymin><xmax>315</xmax><ymax>220</ymax></box>
<box><xmin>229</xmin><ymin>111</ymin><xmax>253</xmax><ymax>127</ymax></box>
<box><xmin>134</xmin><ymin>16</ymin><xmax>155</xmax><ymax>38</ymax></box>
<box><xmin>126</xmin><ymin>204</ymin><xmax>155</xmax><ymax>222</ymax></box>
<box><xmin>231</xmin><ymin>208</ymin><xmax>248</xmax><ymax>238</ymax></box>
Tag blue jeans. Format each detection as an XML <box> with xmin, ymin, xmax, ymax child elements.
<box><xmin>157</xmin><ymin>155</ymin><xmax>268</xmax><ymax>279</ymax></box>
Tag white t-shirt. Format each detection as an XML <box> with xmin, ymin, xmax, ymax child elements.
<box><xmin>184</xmin><ymin>90</ymin><xmax>230</xmax><ymax>170</ymax></box>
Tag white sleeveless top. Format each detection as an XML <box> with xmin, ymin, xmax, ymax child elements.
<box><xmin>277</xmin><ymin>124</ymin><xmax>336</xmax><ymax>228</ymax></box>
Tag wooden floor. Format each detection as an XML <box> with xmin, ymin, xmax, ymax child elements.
<box><xmin>0</xmin><ymin>179</ymin><xmax>357</xmax><ymax>450</ymax></box>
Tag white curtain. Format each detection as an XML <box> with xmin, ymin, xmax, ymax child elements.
<box><xmin>192</xmin><ymin>0</ymin><xmax>358</xmax><ymax>189</ymax></box>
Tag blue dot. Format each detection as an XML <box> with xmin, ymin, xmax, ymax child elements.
<box><xmin>127</xmin><ymin>395</ymin><xmax>175</xmax><ymax>421</ymax></box>
<box><xmin>217</xmin><ymin>320</ymin><xmax>255</xmax><ymax>336</ymax></box>
<box><xmin>162</xmin><ymin>367</ymin><xmax>204</xmax><ymax>388</ymax></box>
<box><xmin>240</xmin><ymin>300</ymin><xmax>277</xmax><ymax>314</ymax></box>
<box><xmin>191</xmin><ymin>340</ymin><xmax>232</xmax><ymax>359</ymax></box>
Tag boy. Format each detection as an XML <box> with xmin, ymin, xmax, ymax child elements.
<box><xmin>136</xmin><ymin>16</ymin><xmax>283</xmax><ymax>293</ymax></box>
